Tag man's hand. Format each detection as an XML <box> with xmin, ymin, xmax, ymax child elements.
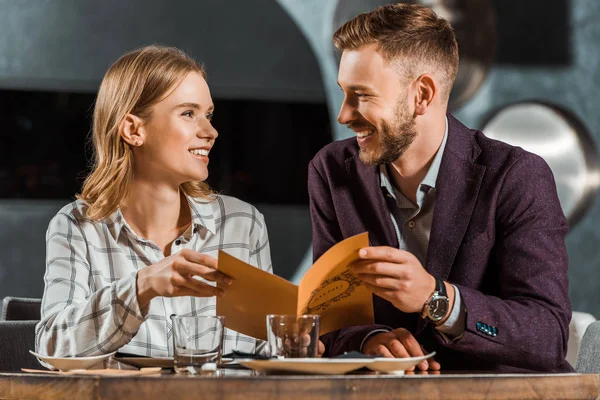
<box><xmin>318</xmin><ymin>340</ymin><xmax>325</xmax><ymax>357</ymax></box>
<box><xmin>363</xmin><ymin>328</ymin><xmax>441</xmax><ymax>371</ymax></box>
<box><xmin>350</xmin><ymin>246</ymin><xmax>453</xmax><ymax>316</ymax></box>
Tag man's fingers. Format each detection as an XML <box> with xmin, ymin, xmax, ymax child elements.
<box><xmin>396</xmin><ymin>330</ymin><xmax>425</xmax><ymax>358</ymax></box>
<box><xmin>356</xmin><ymin>273</ymin><xmax>399</xmax><ymax>290</ymax></box>
<box><xmin>365</xmin><ymin>344</ymin><xmax>394</xmax><ymax>358</ymax></box>
<box><xmin>428</xmin><ymin>358</ymin><xmax>441</xmax><ymax>371</ymax></box>
<box><xmin>318</xmin><ymin>340</ymin><xmax>325</xmax><ymax>357</ymax></box>
<box><xmin>388</xmin><ymin>339</ymin><xmax>410</xmax><ymax>358</ymax></box>
<box><xmin>351</xmin><ymin>261</ymin><xmax>406</xmax><ymax>279</ymax></box>
<box><xmin>358</xmin><ymin>246</ymin><xmax>413</xmax><ymax>263</ymax></box>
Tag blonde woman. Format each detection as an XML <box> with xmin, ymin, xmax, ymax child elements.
<box><xmin>35</xmin><ymin>46</ymin><xmax>272</xmax><ymax>358</ymax></box>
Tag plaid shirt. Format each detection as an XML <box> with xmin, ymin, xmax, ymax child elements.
<box><xmin>35</xmin><ymin>195</ymin><xmax>272</xmax><ymax>358</ymax></box>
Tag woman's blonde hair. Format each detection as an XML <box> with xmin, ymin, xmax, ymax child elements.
<box><xmin>78</xmin><ymin>45</ymin><xmax>214</xmax><ymax>220</ymax></box>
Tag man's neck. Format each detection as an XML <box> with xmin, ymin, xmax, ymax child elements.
<box><xmin>387</xmin><ymin>116</ymin><xmax>446</xmax><ymax>204</ymax></box>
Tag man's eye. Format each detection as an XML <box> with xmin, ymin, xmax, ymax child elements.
<box><xmin>182</xmin><ymin>110</ymin><xmax>194</xmax><ymax>118</ymax></box>
<box><xmin>356</xmin><ymin>93</ymin><xmax>368</xmax><ymax>98</ymax></box>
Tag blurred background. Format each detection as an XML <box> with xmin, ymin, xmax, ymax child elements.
<box><xmin>0</xmin><ymin>0</ymin><xmax>598</xmax><ymax>319</ymax></box>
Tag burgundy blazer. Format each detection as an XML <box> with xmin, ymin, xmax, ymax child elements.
<box><xmin>308</xmin><ymin>114</ymin><xmax>573</xmax><ymax>373</ymax></box>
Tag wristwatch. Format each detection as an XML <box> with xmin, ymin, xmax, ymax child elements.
<box><xmin>421</xmin><ymin>277</ymin><xmax>450</xmax><ymax>323</ymax></box>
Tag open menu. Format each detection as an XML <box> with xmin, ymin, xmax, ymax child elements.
<box><xmin>216</xmin><ymin>233</ymin><xmax>373</xmax><ymax>340</ymax></box>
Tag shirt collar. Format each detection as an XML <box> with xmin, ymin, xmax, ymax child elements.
<box><xmin>420</xmin><ymin>116</ymin><xmax>448</xmax><ymax>190</ymax></box>
<box><xmin>379</xmin><ymin>116</ymin><xmax>448</xmax><ymax>204</ymax></box>
<box><xmin>104</xmin><ymin>194</ymin><xmax>218</xmax><ymax>240</ymax></box>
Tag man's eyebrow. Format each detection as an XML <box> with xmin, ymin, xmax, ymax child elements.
<box><xmin>347</xmin><ymin>84</ymin><xmax>372</xmax><ymax>92</ymax></box>
<box><xmin>337</xmin><ymin>83</ymin><xmax>373</xmax><ymax>92</ymax></box>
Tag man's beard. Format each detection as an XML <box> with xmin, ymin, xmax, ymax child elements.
<box><xmin>357</xmin><ymin>103</ymin><xmax>417</xmax><ymax>166</ymax></box>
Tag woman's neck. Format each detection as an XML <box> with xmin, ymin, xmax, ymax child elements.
<box><xmin>120</xmin><ymin>179</ymin><xmax>191</xmax><ymax>248</ymax></box>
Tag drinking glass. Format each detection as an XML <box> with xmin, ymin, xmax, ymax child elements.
<box><xmin>266</xmin><ymin>314</ymin><xmax>320</xmax><ymax>358</ymax></box>
<box><xmin>170</xmin><ymin>315</ymin><xmax>225</xmax><ymax>375</ymax></box>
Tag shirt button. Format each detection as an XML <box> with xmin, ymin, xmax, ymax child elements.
<box><xmin>175</xmin><ymin>239</ymin><xmax>181</xmax><ymax>245</ymax></box>
<box><xmin>408</xmin><ymin>220</ymin><xmax>416</xmax><ymax>229</ymax></box>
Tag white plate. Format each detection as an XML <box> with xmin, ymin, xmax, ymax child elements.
<box><xmin>367</xmin><ymin>353</ymin><xmax>436</xmax><ymax>375</ymax></box>
<box><xmin>29</xmin><ymin>350</ymin><xmax>116</xmax><ymax>371</ymax></box>
<box><xmin>113</xmin><ymin>356</ymin><xmax>234</xmax><ymax>368</ymax></box>
<box><xmin>113</xmin><ymin>356</ymin><xmax>174</xmax><ymax>369</ymax></box>
<box><xmin>237</xmin><ymin>353</ymin><xmax>435</xmax><ymax>375</ymax></box>
<box><xmin>237</xmin><ymin>358</ymin><xmax>369</xmax><ymax>375</ymax></box>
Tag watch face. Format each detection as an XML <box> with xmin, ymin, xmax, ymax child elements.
<box><xmin>428</xmin><ymin>295</ymin><xmax>449</xmax><ymax>321</ymax></box>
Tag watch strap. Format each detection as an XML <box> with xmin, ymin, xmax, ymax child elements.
<box><xmin>435</xmin><ymin>277</ymin><xmax>446</xmax><ymax>297</ymax></box>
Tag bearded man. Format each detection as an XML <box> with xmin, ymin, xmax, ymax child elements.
<box><xmin>308</xmin><ymin>3</ymin><xmax>572</xmax><ymax>373</ymax></box>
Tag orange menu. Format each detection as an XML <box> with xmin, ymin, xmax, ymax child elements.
<box><xmin>216</xmin><ymin>233</ymin><xmax>374</xmax><ymax>340</ymax></box>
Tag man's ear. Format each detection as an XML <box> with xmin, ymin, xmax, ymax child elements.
<box><xmin>414</xmin><ymin>74</ymin><xmax>437</xmax><ymax>116</ymax></box>
<box><xmin>119</xmin><ymin>114</ymin><xmax>145</xmax><ymax>147</ymax></box>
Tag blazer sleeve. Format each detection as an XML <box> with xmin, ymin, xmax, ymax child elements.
<box><xmin>436</xmin><ymin>152</ymin><xmax>571</xmax><ymax>371</ymax></box>
<box><xmin>308</xmin><ymin>158</ymin><xmax>343</xmax><ymax>261</ymax></box>
<box><xmin>308</xmin><ymin>156</ymin><xmax>391</xmax><ymax>355</ymax></box>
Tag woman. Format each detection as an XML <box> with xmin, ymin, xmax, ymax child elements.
<box><xmin>35</xmin><ymin>45</ymin><xmax>272</xmax><ymax>358</ymax></box>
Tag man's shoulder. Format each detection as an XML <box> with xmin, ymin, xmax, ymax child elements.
<box><xmin>472</xmin><ymin>129</ymin><xmax>546</xmax><ymax>173</ymax></box>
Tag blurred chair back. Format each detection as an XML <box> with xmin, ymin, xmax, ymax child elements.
<box><xmin>575</xmin><ymin>320</ymin><xmax>600</xmax><ymax>373</ymax></box>
<box><xmin>1</xmin><ymin>297</ymin><xmax>41</xmax><ymax>321</ymax></box>
<box><xmin>0</xmin><ymin>320</ymin><xmax>40</xmax><ymax>371</ymax></box>
<box><xmin>0</xmin><ymin>297</ymin><xmax>42</xmax><ymax>371</ymax></box>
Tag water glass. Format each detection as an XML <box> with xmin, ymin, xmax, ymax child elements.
<box><xmin>266</xmin><ymin>314</ymin><xmax>320</xmax><ymax>358</ymax></box>
<box><xmin>170</xmin><ymin>315</ymin><xmax>225</xmax><ymax>375</ymax></box>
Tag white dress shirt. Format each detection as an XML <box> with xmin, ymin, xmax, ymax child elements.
<box><xmin>36</xmin><ymin>194</ymin><xmax>272</xmax><ymax>358</ymax></box>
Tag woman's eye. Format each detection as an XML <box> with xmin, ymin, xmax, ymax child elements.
<box><xmin>182</xmin><ymin>110</ymin><xmax>194</xmax><ymax>118</ymax></box>
<box><xmin>207</xmin><ymin>113</ymin><xmax>213</xmax><ymax>121</ymax></box>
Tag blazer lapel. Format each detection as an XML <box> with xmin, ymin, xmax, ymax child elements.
<box><xmin>346</xmin><ymin>156</ymin><xmax>399</xmax><ymax>249</ymax></box>
<box><xmin>425</xmin><ymin>115</ymin><xmax>486</xmax><ymax>281</ymax></box>
<box><xmin>415</xmin><ymin>115</ymin><xmax>486</xmax><ymax>336</ymax></box>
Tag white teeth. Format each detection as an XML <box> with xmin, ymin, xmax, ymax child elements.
<box><xmin>356</xmin><ymin>131</ymin><xmax>372</xmax><ymax>138</ymax></box>
<box><xmin>189</xmin><ymin>149</ymin><xmax>209</xmax><ymax>156</ymax></box>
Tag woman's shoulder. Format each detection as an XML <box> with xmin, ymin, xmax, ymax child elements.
<box><xmin>48</xmin><ymin>199</ymin><xmax>95</xmax><ymax>230</ymax></box>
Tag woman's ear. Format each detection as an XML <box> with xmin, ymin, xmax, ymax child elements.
<box><xmin>119</xmin><ymin>114</ymin><xmax>145</xmax><ymax>147</ymax></box>
<box><xmin>414</xmin><ymin>74</ymin><xmax>437</xmax><ymax>116</ymax></box>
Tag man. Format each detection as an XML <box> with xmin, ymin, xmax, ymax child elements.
<box><xmin>309</xmin><ymin>3</ymin><xmax>572</xmax><ymax>372</ymax></box>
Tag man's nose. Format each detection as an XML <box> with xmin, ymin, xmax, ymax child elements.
<box><xmin>337</xmin><ymin>99</ymin><xmax>355</xmax><ymax>125</ymax></box>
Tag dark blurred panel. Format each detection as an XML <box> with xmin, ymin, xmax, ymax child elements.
<box><xmin>492</xmin><ymin>0</ymin><xmax>571</xmax><ymax>66</ymax></box>
<box><xmin>0</xmin><ymin>89</ymin><xmax>330</xmax><ymax>204</ymax></box>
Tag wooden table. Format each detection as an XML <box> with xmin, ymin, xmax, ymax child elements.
<box><xmin>0</xmin><ymin>370</ymin><xmax>598</xmax><ymax>400</ymax></box>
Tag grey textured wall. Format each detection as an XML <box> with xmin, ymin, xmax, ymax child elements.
<box><xmin>454</xmin><ymin>0</ymin><xmax>600</xmax><ymax>317</ymax></box>
<box><xmin>0</xmin><ymin>0</ymin><xmax>325</xmax><ymax>102</ymax></box>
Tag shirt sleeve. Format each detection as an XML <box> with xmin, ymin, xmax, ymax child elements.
<box><xmin>435</xmin><ymin>285</ymin><xmax>466</xmax><ymax>341</ymax></box>
<box><xmin>249</xmin><ymin>209</ymin><xmax>272</xmax><ymax>274</ymax></box>
<box><xmin>35</xmin><ymin>212</ymin><xmax>146</xmax><ymax>359</ymax></box>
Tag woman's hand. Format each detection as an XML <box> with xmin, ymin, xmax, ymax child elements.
<box><xmin>136</xmin><ymin>249</ymin><xmax>232</xmax><ymax>308</ymax></box>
